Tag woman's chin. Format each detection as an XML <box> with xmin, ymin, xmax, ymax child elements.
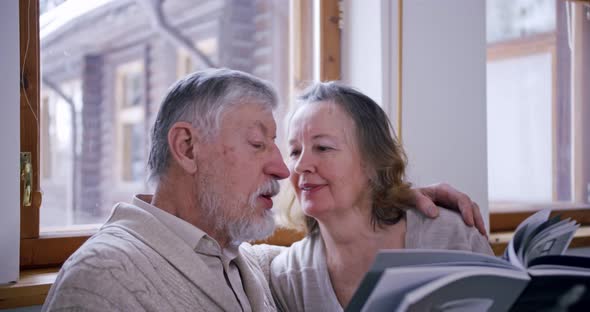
<box><xmin>301</xmin><ymin>203</ymin><xmax>331</xmax><ymax>220</ymax></box>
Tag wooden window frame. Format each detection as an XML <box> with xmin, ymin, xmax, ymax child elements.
<box><xmin>19</xmin><ymin>0</ymin><xmax>341</xmax><ymax>269</ymax></box>
<box><xmin>486</xmin><ymin>2</ymin><xmax>590</xmax><ymax>250</ymax></box>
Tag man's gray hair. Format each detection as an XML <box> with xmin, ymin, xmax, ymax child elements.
<box><xmin>147</xmin><ymin>68</ymin><xmax>278</xmax><ymax>183</ymax></box>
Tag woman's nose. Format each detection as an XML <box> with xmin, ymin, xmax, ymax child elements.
<box><xmin>293</xmin><ymin>149</ymin><xmax>315</xmax><ymax>174</ymax></box>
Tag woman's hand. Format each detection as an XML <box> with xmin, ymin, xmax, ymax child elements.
<box><xmin>413</xmin><ymin>183</ymin><xmax>487</xmax><ymax>237</ymax></box>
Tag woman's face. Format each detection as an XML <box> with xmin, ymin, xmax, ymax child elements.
<box><xmin>287</xmin><ymin>101</ymin><xmax>372</xmax><ymax>221</ymax></box>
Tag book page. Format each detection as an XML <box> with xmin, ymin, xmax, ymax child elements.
<box><xmin>371</xmin><ymin>249</ymin><xmax>512</xmax><ymax>271</ymax></box>
<box><xmin>347</xmin><ymin>250</ymin><xmax>517</xmax><ymax>311</ymax></box>
<box><xmin>397</xmin><ymin>268</ymin><xmax>530</xmax><ymax>312</ymax></box>
<box><xmin>523</xmin><ymin>222</ymin><xmax>579</xmax><ymax>265</ymax></box>
<box><xmin>505</xmin><ymin>209</ymin><xmax>552</xmax><ymax>268</ymax></box>
<box><xmin>517</xmin><ymin>215</ymin><xmax>563</xmax><ymax>260</ymax></box>
<box><xmin>360</xmin><ymin>266</ymin><xmax>529</xmax><ymax>312</ymax></box>
<box><xmin>360</xmin><ymin>267</ymin><xmax>455</xmax><ymax>312</ymax></box>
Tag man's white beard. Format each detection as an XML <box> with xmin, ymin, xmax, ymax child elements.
<box><xmin>199</xmin><ymin>178</ymin><xmax>278</xmax><ymax>245</ymax></box>
<box><xmin>227</xmin><ymin>206</ymin><xmax>276</xmax><ymax>245</ymax></box>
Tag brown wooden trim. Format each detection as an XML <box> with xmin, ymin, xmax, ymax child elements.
<box><xmin>253</xmin><ymin>228</ymin><xmax>305</xmax><ymax>247</ymax></box>
<box><xmin>490</xmin><ymin>226</ymin><xmax>590</xmax><ymax>256</ymax></box>
<box><xmin>490</xmin><ymin>206</ymin><xmax>590</xmax><ymax>233</ymax></box>
<box><xmin>319</xmin><ymin>0</ymin><xmax>340</xmax><ymax>81</ymax></box>
<box><xmin>487</xmin><ymin>32</ymin><xmax>555</xmax><ymax>61</ymax></box>
<box><xmin>19</xmin><ymin>227</ymin><xmax>303</xmax><ymax>269</ymax></box>
<box><xmin>397</xmin><ymin>0</ymin><xmax>403</xmax><ymax>142</ymax></box>
<box><xmin>20</xmin><ymin>0</ymin><xmax>41</xmax><ymax>240</ymax></box>
<box><xmin>0</xmin><ymin>268</ymin><xmax>58</xmax><ymax>309</ymax></box>
<box><xmin>555</xmin><ymin>0</ymin><xmax>572</xmax><ymax>201</ymax></box>
<box><xmin>292</xmin><ymin>0</ymin><xmax>314</xmax><ymax>91</ymax></box>
<box><xmin>20</xmin><ymin>235</ymin><xmax>91</xmax><ymax>269</ymax></box>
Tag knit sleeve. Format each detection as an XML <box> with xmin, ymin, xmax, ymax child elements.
<box><xmin>242</xmin><ymin>243</ymin><xmax>287</xmax><ymax>282</ymax></box>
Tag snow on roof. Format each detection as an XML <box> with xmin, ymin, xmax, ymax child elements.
<box><xmin>40</xmin><ymin>0</ymin><xmax>117</xmax><ymax>41</ymax></box>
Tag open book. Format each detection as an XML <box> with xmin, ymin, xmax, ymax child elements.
<box><xmin>346</xmin><ymin>209</ymin><xmax>589</xmax><ymax>312</ymax></box>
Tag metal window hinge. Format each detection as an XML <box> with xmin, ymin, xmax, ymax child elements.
<box><xmin>20</xmin><ymin>152</ymin><xmax>32</xmax><ymax>207</ymax></box>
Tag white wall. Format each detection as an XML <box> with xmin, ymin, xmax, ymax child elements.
<box><xmin>341</xmin><ymin>0</ymin><xmax>384</xmax><ymax>107</ymax></box>
<box><xmin>0</xmin><ymin>0</ymin><xmax>21</xmax><ymax>284</ymax></box>
<box><xmin>342</xmin><ymin>0</ymin><xmax>489</xmax><ymax>230</ymax></box>
<box><xmin>402</xmin><ymin>1</ymin><xmax>488</xmax><ymax>229</ymax></box>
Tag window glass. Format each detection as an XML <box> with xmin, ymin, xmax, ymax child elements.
<box><xmin>485</xmin><ymin>0</ymin><xmax>586</xmax><ymax>210</ymax></box>
<box><xmin>487</xmin><ymin>0</ymin><xmax>556</xmax><ymax>43</ymax></box>
<box><xmin>487</xmin><ymin>52</ymin><xmax>553</xmax><ymax>202</ymax></box>
<box><xmin>39</xmin><ymin>0</ymin><xmax>304</xmax><ymax>229</ymax></box>
<box><xmin>122</xmin><ymin>123</ymin><xmax>144</xmax><ymax>182</ymax></box>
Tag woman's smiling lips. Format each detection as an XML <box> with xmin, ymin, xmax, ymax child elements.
<box><xmin>299</xmin><ymin>183</ymin><xmax>327</xmax><ymax>194</ymax></box>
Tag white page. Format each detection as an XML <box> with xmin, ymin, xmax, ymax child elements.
<box><xmin>398</xmin><ymin>268</ymin><xmax>530</xmax><ymax>312</ymax></box>
<box><xmin>372</xmin><ymin>249</ymin><xmax>514</xmax><ymax>271</ymax></box>
<box><xmin>361</xmin><ymin>267</ymin><xmax>454</xmax><ymax>312</ymax></box>
<box><xmin>524</xmin><ymin>223</ymin><xmax>579</xmax><ymax>265</ymax></box>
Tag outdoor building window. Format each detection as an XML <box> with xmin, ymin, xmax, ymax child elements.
<box><xmin>176</xmin><ymin>38</ymin><xmax>218</xmax><ymax>79</ymax></box>
<box><xmin>38</xmin><ymin>0</ymin><xmax>302</xmax><ymax>230</ymax></box>
<box><xmin>39</xmin><ymin>80</ymin><xmax>83</xmax><ymax>229</ymax></box>
<box><xmin>19</xmin><ymin>0</ymin><xmax>339</xmax><ymax>269</ymax></box>
<box><xmin>121</xmin><ymin>124</ymin><xmax>144</xmax><ymax>182</ymax></box>
<box><xmin>115</xmin><ymin>61</ymin><xmax>145</xmax><ymax>184</ymax></box>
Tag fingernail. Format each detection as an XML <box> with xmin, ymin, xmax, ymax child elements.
<box><xmin>428</xmin><ymin>206</ymin><xmax>438</xmax><ymax>216</ymax></box>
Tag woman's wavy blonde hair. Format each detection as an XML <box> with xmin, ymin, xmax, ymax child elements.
<box><xmin>275</xmin><ymin>82</ymin><xmax>415</xmax><ymax>234</ymax></box>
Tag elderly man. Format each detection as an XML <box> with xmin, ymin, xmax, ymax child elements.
<box><xmin>43</xmin><ymin>69</ymin><xmax>485</xmax><ymax>311</ymax></box>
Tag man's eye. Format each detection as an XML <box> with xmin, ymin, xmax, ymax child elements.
<box><xmin>250</xmin><ymin>142</ymin><xmax>265</xmax><ymax>150</ymax></box>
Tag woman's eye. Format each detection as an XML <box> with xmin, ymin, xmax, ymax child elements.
<box><xmin>317</xmin><ymin>145</ymin><xmax>332</xmax><ymax>152</ymax></box>
<box><xmin>289</xmin><ymin>149</ymin><xmax>301</xmax><ymax>157</ymax></box>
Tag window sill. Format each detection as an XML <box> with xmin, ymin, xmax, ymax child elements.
<box><xmin>489</xmin><ymin>203</ymin><xmax>590</xmax><ymax>232</ymax></box>
<box><xmin>489</xmin><ymin>225</ymin><xmax>590</xmax><ymax>256</ymax></box>
<box><xmin>21</xmin><ymin>234</ymin><xmax>92</xmax><ymax>269</ymax></box>
<box><xmin>0</xmin><ymin>267</ymin><xmax>58</xmax><ymax>309</ymax></box>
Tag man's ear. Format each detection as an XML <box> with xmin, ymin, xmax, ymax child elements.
<box><xmin>168</xmin><ymin>121</ymin><xmax>200</xmax><ymax>175</ymax></box>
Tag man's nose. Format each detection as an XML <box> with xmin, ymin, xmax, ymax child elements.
<box><xmin>266</xmin><ymin>145</ymin><xmax>290</xmax><ymax>180</ymax></box>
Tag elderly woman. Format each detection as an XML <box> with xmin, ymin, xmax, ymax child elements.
<box><xmin>269</xmin><ymin>82</ymin><xmax>493</xmax><ymax>311</ymax></box>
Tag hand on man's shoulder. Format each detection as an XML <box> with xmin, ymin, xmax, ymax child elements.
<box><xmin>407</xmin><ymin>207</ymin><xmax>492</xmax><ymax>255</ymax></box>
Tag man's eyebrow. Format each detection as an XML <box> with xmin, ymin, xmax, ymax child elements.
<box><xmin>254</xmin><ymin>121</ymin><xmax>276</xmax><ymax>139</ymax></box>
